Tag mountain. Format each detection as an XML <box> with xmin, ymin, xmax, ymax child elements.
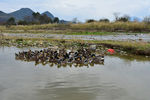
<box><xmin>0</xmin><ymin>11</ymin><xmax>12</xmax><ymax>23</ymax></box>
<box><xmin>9</xmin><ymin>8</ymin><xmax>34</xmax><ymax>21</ymax></box>
<box><xmin>42</xmin><ymin>11</ymin><xmax>54</xmax><ymax>20</ymax></box>
<box><xmin>0</xmin><ymin>8</ymin><xmax>65</xmax><ymax>24</ymax></box>
<box><xmin>0</xmin><ymin>11</ymin><xmax>8</xmax><ymax>16</ymax></box>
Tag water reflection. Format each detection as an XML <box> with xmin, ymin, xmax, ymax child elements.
<box><xmin>110</xmin><ymin>54</ymin><xmax>150</xmax><ymax>62</ymax></box>
<box><xmin>1</xmin><ymin>47</ymin><xmax>150</xmax><ymax>100</ymax></box>
<box><xmin>37</xmin><ymin>84</ymin><xmax>97</xmax><ymax>100</ymax></box>
<box><xmin>4</xmin><ymin>33</ymin><xmax>150</xmax><ymax>42</ymax></box>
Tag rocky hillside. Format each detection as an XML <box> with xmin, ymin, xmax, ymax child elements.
<box><xmin>0</xmin><ymin>8</ymin><xmax>55</xmax><ymax>22</ymax></box>
<box><xmin>0</xmin><ymin>11</ymin><xmax>12</xmax><ymax>23</ymax></box>
<box><xmin>0</xmin><ymin>8</ymin><xmax>69</xmax><ymax>24</ymax></box>
<box><xmin>9</xmin><ymin>8</ymin><xmax>34</xmax><ymax>21</ymax></box>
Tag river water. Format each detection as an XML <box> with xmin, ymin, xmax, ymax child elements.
<box><xmin>3</xmin><ymin>33</ymin><xmax>150</xmax><ymax>42</ymax></box>
<box><xmin>0</xmin><ymin>47</ymin><xmax>150</xmax><ymax>100</ymax></box>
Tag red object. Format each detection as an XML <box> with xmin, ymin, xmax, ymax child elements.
<box><xmin>107</xmin><ymin>49</ymin><xmax>115</xmax><ymax>54</ymax></box>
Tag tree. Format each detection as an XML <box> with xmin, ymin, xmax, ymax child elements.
<box><xmin>6</xmin><ymin>17</ymin><xmax>16</xmax><ymax>25</ymax></box>
<box><xmin>6</xmin><ymin>17</ymin><xmax>16</xmax><ymax>28</ymax></box>
<box><xmin>18</xmin><ymin>20</ymin><xmax>28</xmax><ymax>25</ymax></box>
<box><xmin>53</xmin><ymin>17</ymin><xmax>59</xmax><ymax>23</ymax></box>
<box><xmin>113</xmin><ymin>12</ymin><xmax>120</xmax><ymax>21</ymax></box>
<box><xmin>24</xmin><ymin>16</ymin><xmax>33</xmax><ymax>22</ymax></box>
<box><xmin>72</xmin><ymin>18</ymin><xmax>78</xmax><ymax>23</ymax></box>
<box><xmin>86</xmin><ymin>19</ymin><xmax>96</xmax><ymax>23</ymax></box>
<box><xmin>32</xmin><ymin>12</ymin><xmax>40</xmax><ymax>19</ymax></box>
<box><xmin>117</xmin><ymin>15</ymin><xmax>130</xmax><ymax>22</ymax></box>
<box><xmin>39</xmin><ymin>14</ymin><xmax>52</xmax><ymax>24</ymax></box>
<box><xmin>143</xmin><ymin>16</ymin><xmax>150</xmax><ymax>24</ymax></box>
<box><xmin>32</xmin><ymin>12</ymin><xmax>41</xmax><ymax>22</ymax></box>
<box><xmin>99</xmin><ymin>18</ymin><xmax>110</xmax><ymax>23</ymax></box>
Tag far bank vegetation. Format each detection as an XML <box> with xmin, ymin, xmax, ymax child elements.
<box><xmin>1</xmin><ymin>13</ymin><xmax>150</xmax><ymax>33</ymax></box>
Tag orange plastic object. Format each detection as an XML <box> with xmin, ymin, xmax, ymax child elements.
<box><xmin>107</xmin><ymin>49</ymin><xmax>115</xmax><ymax>54</ymax></box>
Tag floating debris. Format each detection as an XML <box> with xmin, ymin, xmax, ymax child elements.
<box><xmin>107</xmin><ymin>49</ymin><xmax>115</xmax><ymax>54</ymax></box>
<box><xmin>15</xmin><ymin>48</ymin><xmax>104</xmax><ymax>67</ymax></box>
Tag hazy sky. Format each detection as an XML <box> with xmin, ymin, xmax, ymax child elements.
<box><xmin>0</xmin><ymin>0</ymin><xmax>150</xmax><ymax>21</ymax></box>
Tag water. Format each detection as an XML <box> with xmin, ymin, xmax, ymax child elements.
<box><xmin>3</xmin><ymin>33</ymin><xmax>150</xmax><ymax>42</ymax></box>
<box><xmin>0</xmin><ymin>47</ymin><xmax>150</xmax><ymax>100</ymax></box>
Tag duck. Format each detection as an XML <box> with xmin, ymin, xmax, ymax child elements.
<box><xmin>15</xmin><ymin>47</ymin><xmax>105</xmax><ymax>67</ymax></box>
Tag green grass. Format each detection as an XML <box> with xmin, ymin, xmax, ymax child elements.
<box><xmin>0</xmin><ymin>30</ymin><xmax>115</xmax><ymax>35</ymax></box>
<box><xmin>97</xmin><ymin>40</ymin><xmax>150</xmax><ymax>50</ymax></box>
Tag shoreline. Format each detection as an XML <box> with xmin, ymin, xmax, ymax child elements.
<box><xmin>1</xmin><ymin>35</ymin><xmax>150</xmax><ymax>57</ymax></box>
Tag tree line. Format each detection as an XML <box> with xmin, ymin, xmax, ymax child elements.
<box><xmin>6</xmin><ymin>12</ymin><xmax>150</xmax><ymax>26</ymax></box>
<box><xmin>86</xmin><ymin>13</ymin><xmax>150</xmax><ymax>24</ymax></box>
<box><xmin>6</xmin><ymin>12</ymin><xmax>59</xmax><ymax>26</ymax></box>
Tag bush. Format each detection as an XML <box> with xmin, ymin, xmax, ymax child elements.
<box><xmin>143</xmin><ymin>16</ymin><xmax>150</xmax><ymax>24</ymax></box>
<box><xmin>99</xmin><ymin>19</ymin><xmax>110</xmax><ymax>23</ymax></box>
<box><xmin>116</xmin><ymin>15</ymin><xmax>130</xmax><ymax>22</ymax></box>
<box><xmin>86</xmin><ymin>19</ymin><xmax>96</xmax><ymax>23</ymax></box>
<box><xmin>53</xmin><ymin>17</ymin><xmax>59</xmax><ymax>23</ymax></box>
<box><xmin>6</xmin><ymin>17</ymin><xmax>16</xmax><ymax>26</ymax></box>
<box><xmin>18</xmin><ymin>20</ymin><xmax>28</xmax><ymax>25</ymax></box>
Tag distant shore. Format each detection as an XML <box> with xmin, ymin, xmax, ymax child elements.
<box><xmin>1</xmin><ymin>22</ymin><xmax>150</xmax><ymax>35</ymax></box>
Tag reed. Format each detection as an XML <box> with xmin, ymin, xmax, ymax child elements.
<box><xmin>0</xmin><ymin>22</ymin><xmax>150</xmax><ymax>34</ymax></box>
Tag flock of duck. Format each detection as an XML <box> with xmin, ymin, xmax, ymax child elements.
<box><xmin>15</xmin><ymin>48</ymin><xmax>104</xmax><ymax>67</ymax></box>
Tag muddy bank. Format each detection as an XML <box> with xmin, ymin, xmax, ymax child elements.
<box><xmin>1</xmin><ymin>36</ymin><xmax>150</xmax><ymax>57</ymax></box>
<box><xmin>100</xmin><ymin>43</ymin><xmax>150</xmax><ymax>56</ymax></box>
